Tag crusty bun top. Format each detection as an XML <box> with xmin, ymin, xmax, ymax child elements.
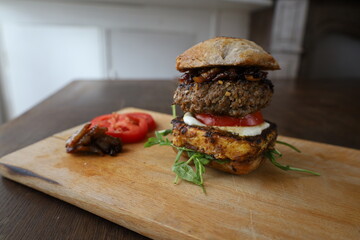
<box><xmin>176</xmin><ymin>37</ymin><xmax>280</xmax><ymax>71</ymax></box>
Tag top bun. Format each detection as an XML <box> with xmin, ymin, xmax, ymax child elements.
<box><xmin>176</xmin><ymin>37</ymin><xmax>280</xmax><ymax>71</ymax></box>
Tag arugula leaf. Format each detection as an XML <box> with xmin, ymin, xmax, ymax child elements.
<box><xmin>143</xmin><ymin>137</ymin><xmax>160</xmax><ymax>148</ymax></box>
<box><xmin>172</xmin><ymin>104</ymin><xmax>177</xmax><ymax>118</ymax></box>
<box><xmin>194</xmin><ymin>158</ymin><xmax>206</xmax><ymax>184</ymax></box>
<box><xmin>144</xmin><ymin>129</ymin><xmax>172</xmax><ymax>148</ymax></box>
<box><xmin>264</xmin><ymin>140</ymin><xmax>319</xmax><ymax>175</ymax></box>
<box><xmin>144</xmin><ymin>129</ymin><xmax>224</xmax><ymax>192</ymax></box>
<box><xmin>174</xmin><ymin>149</ymin><xmax>184</xmax><ymax>164</ymax></box>
<box><xmin>172</xmin><ymin>161</ymin><xmax>200</xmax><ymax>185</ymax></box>
<box><xmin>158</xmin><ymin>129</ymin><xmax>173</xmax><ymax>137</ymax></box>
<box><xmin>172</xmin><ymin>148</ymin><xmax>207</xmax><ymax>191</ymax></box>
<box><xmin>265</xmin><ymin>149</ymin><xmax>320</xmax><ymax>176</ymax></box>
<box><xmin>188</xmin><ymin>151</ymin><xmax>211</xmax><ymax>165</ymax></box>
<box><xmin>276</xmin><ymin>140</ymin><xmax>301</xmax><ymax>153</ymax></box>
<box><xmin>212</xmin><ymin>158</ymin><xmax>230</xmax><ymax>164</ymax></box>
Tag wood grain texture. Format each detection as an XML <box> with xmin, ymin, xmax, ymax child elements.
<box><xmin>1</xmin><ymin>107</ymin><xmax>359</xmax><ymax>240</ymax></box>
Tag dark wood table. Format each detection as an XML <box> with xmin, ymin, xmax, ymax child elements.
<box><xmin>0</xmin><ymin>79</ymin><xmax>359</xmax><ymax>239</ymax></box>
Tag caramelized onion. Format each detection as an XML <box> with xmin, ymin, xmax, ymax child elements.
<box><xmin>66</xmin><ymin>123</ymin><xmax>122</xmax><ymax>156</ymax></box>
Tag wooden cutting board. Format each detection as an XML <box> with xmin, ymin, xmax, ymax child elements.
<box><xmin>0</xmin><ymin>107</ymin><xmax>359</xmax><ymax>240</ymax></box>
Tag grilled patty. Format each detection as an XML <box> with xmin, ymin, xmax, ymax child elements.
<box><xmin>173</xmin><ymin>77</ymin><xmax>273</xmax><ymax>118</ymax></box>
<box><xmin>171</xmin><ymin>118</ymin><xmax>277</xmax><ymax>174</ymax></box>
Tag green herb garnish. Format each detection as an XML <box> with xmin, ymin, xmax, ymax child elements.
<box><xmin>145</xmin><ymin>128</ymin><xmax>216</xmax><ymax>193</ymax></box>
<box><xmin>145</xmin><ymin>104</ymin><xmax>220</xmax><ymax>192</ymax></box>
<box><xmin>171</xmin><ymin>104</ymin><xmax>177</xmax><ymax>118</ymax></box>
<box><xmin>265</xmin><ymin>141</ymin><xmax>320</xmax><ymax>176</ymax></box>
<box><xmin>276</xmin><ymin>140</ymin><xmax>301</xmax><ymax>153</ymax></box>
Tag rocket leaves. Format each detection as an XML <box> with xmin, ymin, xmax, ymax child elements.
<box><xmin>144</xmin><ymin>129</ymin><xmax>218</xmax><ymax>192</ymax></box>
<box><xmin>144</xmin><ymin>129</ymin><xmax>172</xmax><ymax>147</ymax></box>
<box><xmin>265</xmin><ymin>142</ymin><xmax>320</xmax><ymax>176</ymax></box>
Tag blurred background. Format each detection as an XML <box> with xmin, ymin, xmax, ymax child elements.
<box><xmin>0</xmin><ymin>0</ymin><xmax>359</xmax><ymax>123</ymax></box>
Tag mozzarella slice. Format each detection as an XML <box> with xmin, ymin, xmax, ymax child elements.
<box><xmin>183</xmin><ymin>112</ymin><xmax>206</xmax><ymax>126</ymax></box>
<box><xmin>183</xmin><ymin>112</ymin><xmax>269</xmax><ymax>137</ymax></box>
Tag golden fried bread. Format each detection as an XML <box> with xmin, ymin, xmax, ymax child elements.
<box><xmin>171</xmin><ymin>118</ymin><xmax>277</xmax><ymax>174</ymax></box>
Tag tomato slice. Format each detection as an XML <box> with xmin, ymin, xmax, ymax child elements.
<box><xmin>125</xmin><ymin>112</ymin><xmax>156</xmax><ymax>131</ymax></box>
<box><xmin>90</xmin><ymin>113</ymin><xmax>150</xmax><ymax>143</ymax></box>
<box><xmin>195</xmin><ymin>112</ymin><xmax>264</xmax><ymax>127</ymax></box>
<box><xmin>90</xmin><ymin>114</ymin><xmax>112</xmax><ymax>128</ymax></box>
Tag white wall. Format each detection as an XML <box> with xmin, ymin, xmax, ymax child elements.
<box><xmin>1</xmin><ymin>24</ymin><xmax>104</xmax><ymax>118</ymax></box>
<box><xmin>109</xmin><ymin>29</ymin><xmax>196</xmax><ymax>79</ymax></box>
<box><xmin>0</xmin><ymin>0</ymin><xmax>271</xmax><ymax>120</ymax></box>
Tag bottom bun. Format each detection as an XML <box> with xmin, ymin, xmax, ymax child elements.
<box><xmin>207</xmin><ymin>155</ymin><xmax>265</xmax><ymax>175</ymax></box>
<box><xmin>173</xmin><ymin>147</ymin><xmax>266</xmax><ymax>175</ymax></box>
<box><xmin>171</xmin><ymin>117</ymin><xmax>277</xmax><ymax>175</ymax></box>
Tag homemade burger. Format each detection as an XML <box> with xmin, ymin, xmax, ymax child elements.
<box><xmin>171</xmin><ymin>37</ymin><xmax>279</xmax><ymax>175</ymax></box>
<box><xmin>145</xmin><ymin>37</ymin><xmax>318</xmax><ymax>190</ymax></box>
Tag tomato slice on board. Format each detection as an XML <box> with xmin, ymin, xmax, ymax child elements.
<box><xmin>125</xmin><ymin>112</ymin><xmax>156</xmax><ymax>131</ymax></box>
<box><xmin>195</xmin><ymin>112</ymin><xmax>264</xmax><ymax>127</ymax></box>
<box><xmin>90</xmin><ymin>115</ymin><xmax>112</xmax><ymax>128</ymax></box>
<box><xmin>90</xmin><ymin>113</ymin><xmax>151</xmax><ymax>143</ymax></box>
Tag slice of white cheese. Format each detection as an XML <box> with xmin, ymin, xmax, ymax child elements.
<box><xmin>183</xmin><ymin>112</ymin><xmax>206</xmax><ymax>127</ymax></box>
<box><xmin>213</xmin><ymin>123</ymin><xmax>270</xmax><ymax>136</ymax></box>
<box><xmin>183</xmin><ymin>112</ymin><xmax>269</xmax><ymax>137</ymax></box>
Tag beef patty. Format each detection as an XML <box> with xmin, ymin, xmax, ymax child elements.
<box><xmin>173</xmin><ymin>78</ymin><xmax>274</xmax><ymax>118</ymax></box>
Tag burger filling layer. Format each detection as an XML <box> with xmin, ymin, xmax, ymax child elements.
<box><xmin>184</xmin><ymin>67</ymin><xmax>267</xmax><ymax>83</ymax></box>
<box><xmin>183</xmin><ymin>112</ymin><xmax>270</xmax><ymax>137</ymax></box>
<box><xmin>171</xmin><ymin>117</ymin><xmax>278</xmax><ymax>169</ymax></box>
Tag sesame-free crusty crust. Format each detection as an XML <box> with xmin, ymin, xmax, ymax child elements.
<box><xmin>176</xmin><ymin>37</ymin><xmax>280</xmax><ymax>71</ymax></box>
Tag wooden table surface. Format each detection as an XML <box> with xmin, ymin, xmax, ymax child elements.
<box><xmin>0</xmin><ymin>79</ymin><xmax>359</xmax><ymax>239</ymax></box>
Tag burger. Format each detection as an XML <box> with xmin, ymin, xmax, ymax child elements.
<box><xmin>145</xmin><ymin>37</ymin><xmax>318</xmax><ymax>189</ymax></box>
<box><xmin>171</xmin><ymin>37</ymin><xmax>279</xmax><ymax>175</ymax></box>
